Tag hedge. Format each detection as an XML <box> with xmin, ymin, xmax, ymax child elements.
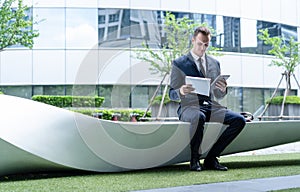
<box><xmin>152</xmin><ymin>94</ymin><xmax>179</xmax><ymax>105</ymax></box>
<box><xmin>32</xmin><ymin>95</ymin><xmax>105</xmax><ymax>108</ymax></box>
<box><xmin>266</xmin><ymin>95</ymin><xmax>300</xmax><ymax>105</ymax></box>
<box><xmin>70</xmin><ymin>108</ymin><xmax>151</xmax><ymax>121</ymax></box>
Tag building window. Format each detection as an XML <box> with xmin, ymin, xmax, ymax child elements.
<box><xmin>109</xmin><ymin>13</ymin><xmax>119</xmax><ymax>23</ymax></box>
<box><xmin>98</xmin><ymin>9</ymin><xmax>160</xmax><ymax>48</ymax></box>
<box><xmin>130</xmin><ymin>85</ymin><xmax>149</xmax><ymax>108</ymax></box>
<box><xmin>1</xmin><ymin>86</ymin><xmax>32</xmax><ymax>99</ymax></box>
<box><xmin>98</xmin><ymin>15</ymin><xmax>105</xmax><ymax>24</ymax></box>
<box><xmin>99</xmin><ymin>85</ymin><xmax>113</xmax><ymax>107</ymax></box>
<box><xmin>257</xmin><ymin>21</ymin><xmax>298</xmax><ymax>55</ymax></box>
<box><xmin>43</xmin><ymin>85</ymin><xmax>66</xmax><ymax>95</ymax></box>
<box><xmin>107</xmin><ymin>26</ymin><xmax>118</xmax><ymax>40</ymax></box>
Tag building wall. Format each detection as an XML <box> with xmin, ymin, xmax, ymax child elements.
<box><xmin>1</xmin><ymin>0</ymin><xmax>300</xmax><ymax>113</ymax></box>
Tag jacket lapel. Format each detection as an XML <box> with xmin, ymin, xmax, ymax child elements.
<box><xmin>187</xmin><ymin>52</ymin><xmax>205</xmax><ymax>77</ymax></box>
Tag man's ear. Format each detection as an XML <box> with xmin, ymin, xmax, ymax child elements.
<box><xmin>191</xmin><ymin>37</ymin><xmax>195</xmax><ymax>45</ymax></box>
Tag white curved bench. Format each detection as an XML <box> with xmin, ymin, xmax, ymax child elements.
<box><xmin>1</xmin><ymin>95</ymin><xmax>300</xmax><ymax>176</ymax></box>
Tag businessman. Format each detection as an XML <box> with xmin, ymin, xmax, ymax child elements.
<box><xmin>169</xmin><ymin>26</ymin><xmax>246</xmax><ymax>171</ymax></box>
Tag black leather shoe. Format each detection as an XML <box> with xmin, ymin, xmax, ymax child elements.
<box><xmin>190</xmin><ymin>159</ymin><xmax>203</xmax><ymax>171</ymax></box>
<box><xmin>204</xmin><ymin>157</ymin><xmax>228</xmax><ymax>171</ymax></box>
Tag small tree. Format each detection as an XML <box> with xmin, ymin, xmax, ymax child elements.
<box><xmin>135</xmin><ymin>12</ymin><xmax>220</xmax><ymax>78</ymax></box>
<box><xmin>134</xmin><ymin>12</ymin><xmax>221</xmax><ymax>118</ymax></box>
<box><xmin>0</xmin><ymin>0</ymin><xmax>39</xmax><ymax>51</ymax></box>
<box><xmin>258</xmin><ymin>29</ymin><xmax>300</xmax><ymax>119</ymax></box>
<box><xmin>258</xmin><ymin>28</ymin><xmax>300</xmax><ymax>95</ymax></box>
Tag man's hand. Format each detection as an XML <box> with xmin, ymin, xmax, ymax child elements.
<box><xmin>180</xmin><ymin>84</ymin><xmax>195</xmax><ymax>95</ymax></box>
<box><xmin>215</xmin><ymin>79</ymin><xmax>227</xmax><ymax>93</ymax></box>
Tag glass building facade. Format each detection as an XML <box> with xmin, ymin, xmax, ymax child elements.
<box><xmin>1</xmin><ymin>0</ymin><xmax>300</xmax><ymax>114</ymax></box>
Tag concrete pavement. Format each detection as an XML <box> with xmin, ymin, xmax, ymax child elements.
<box><xmin>133</xmin><ymin>174</ymin><xmax>300</xmax><ymax>192</ymax></box>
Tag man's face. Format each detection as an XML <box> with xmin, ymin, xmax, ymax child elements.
<box><xmin>191</xmin><ymin>33</ymin><xmax>210</xmax><ymax>57</ymax></box>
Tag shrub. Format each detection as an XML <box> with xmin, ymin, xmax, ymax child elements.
<box><xmin>152</xmin><ymin>94</ymin><xmax>179</xmax><ymax>105</ymax></box>
<box><xmin>70</xmin><ymin>108</ymin><xmax>151</xmax><ymax>121</ymax></box>
<box><xmin>32</xmin><ymin>95</ymin><xmax>105</xmax><ymax>108</ymax></box>
<box><xmin>266</xmin><ymin>95</ymin><xmax>300</xmax><ymax>105</ymax></box>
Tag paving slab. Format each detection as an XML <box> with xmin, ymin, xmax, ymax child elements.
<box><xmin>132</xmin><ymin>175</ymin><xmax>300</xmax><ymax>192</ymax></box>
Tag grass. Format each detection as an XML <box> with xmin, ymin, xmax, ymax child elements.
<box><xmin>273</xmin><ymin>188</ymin><xmax>300</xmax><ymax>192</ymax></box>
<box><xmin>0</xmin><ymin>153</ymin><xmax>300</xmax><ymax>192</ymax></box>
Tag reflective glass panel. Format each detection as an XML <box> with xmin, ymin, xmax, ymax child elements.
<box><xmin>66</xmin><ymin>8</ymin><xmax>98</xmax><ymax>49</ymax></box>
<box><xmin>66</xmin><ymin>0</ymin><xmax>97</xmax><ymax>8</ymax></box>
<box><xmin>243</xmin><ymin>88</ymin><xmax>264</xmax><ymax>114</ymax></box>
<box><xmin>240</xmin><ymin>18</ymin><xmax>258</xmax><ymax>54</ymax></box>
<box><xmin>43</xmin><ymin>85</ymin><xmax>66</xmax><ymax>95</ymax></box>
<box><xmin>33</xmin><ymin>0</ymin><xmax>65</xmax><ymax>7</ymax></box>
<box><xmin>110</xmin><ymin>85</ymin><xmax>131</xmax><ymax>108</ymax></box>
<box><xmin>215</xmin><ymin>15</ymin><xmax>225</xmax><ymax>49</ymax></box>
<box><xmin>98</xmin><ymin>9</ymin><xmax>160</xmax><ymax>48</ymax></box>
<box><xmin>1</xmin><ymin>86</ymin><xmax>32</xmax><ymax>99</ymax></box>
<box><xmin>257</xmin><ymin>21</ymin><xmax>298</xmax><ymax>55</ymax></box>
<box><xmin>5</xmin><ymin>8</ymin><xmax>34</xmax><ymax>49</ymax></box>
<box><xmin>222</xmin><ymin>16</ymin><xmax>241</xmax><ymax>52</ymax></box>
<box><xmin>131</xmin><ymin>85</ymin><xmax>149</xmax><ymax>108</ymax></box>
<box><xmin>219</xmin><ymin>87</ymin><xmax>242</xmax><ymax>112</ymax></box>
<box><xmin>33</xmin><ymin>8</ymin><xmax>65</xmax><ymax>49</ymax></box>
<box><xmin>99</xmin><ymin>85</ymin><xmax>113</xmax><ymax>107</ymax></box>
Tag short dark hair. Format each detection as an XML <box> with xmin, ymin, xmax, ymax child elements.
<box><xmin>193</xmin><ymin>26</ymin><xmax>211</xmax><ymax>38</ymax></box>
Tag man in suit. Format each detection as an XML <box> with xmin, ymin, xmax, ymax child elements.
<box><xmin>169</xmin><ymin>26</ymin><xmax>246</xmax><ymax>171</ymax></box>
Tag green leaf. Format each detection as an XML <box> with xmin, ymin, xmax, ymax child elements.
<box><xmin>0</xmin><ymin>0</ymin><xmax>39</xmax><ymax>51</ymax></box>
<box><xmin>133</xmin><ymin>12</ymin><xmax>221</xmax><ymax>77</ymax></box>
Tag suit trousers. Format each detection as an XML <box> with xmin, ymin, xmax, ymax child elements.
<box><xmin>179</xmin><ymin>105</ymin><xmax>246</xmax><ymax>160</ymax></box>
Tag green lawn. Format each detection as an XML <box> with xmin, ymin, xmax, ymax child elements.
<box><xmin>0</xmin><ymin>153</ymin><xmax>300</xmax><ymax>192</ymax></box>
<box><xmin>273</xmin><ymin>188</ymin><xmax>300</xmax><ymax>192</ymax></box>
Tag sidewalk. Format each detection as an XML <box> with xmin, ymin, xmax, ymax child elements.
<box><xmin>233</xmin><ymin>141</ymin><xmax>300</xmax><ymax>156</ymax></box>
<box><xmin>133</xmin><ymin>175</ymin><xmax>300</xmax><ymax>192</ymax></box>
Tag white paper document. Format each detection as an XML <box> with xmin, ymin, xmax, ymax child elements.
<box><xmin>185</xmin><ymin>76</ymin><xmax>211</xmax><ymax>96</ymax></box>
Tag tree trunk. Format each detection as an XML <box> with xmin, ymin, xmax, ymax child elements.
<box><xmin>286</xmin><ymin>71</ymin><xmax>292</xmax><ymax>96</ymax></box>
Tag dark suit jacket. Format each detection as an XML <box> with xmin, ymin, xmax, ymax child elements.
<box><xmin>169</xmin><ymin>52</ymin><xmax>227</xmax><ymax>116</ymax></box>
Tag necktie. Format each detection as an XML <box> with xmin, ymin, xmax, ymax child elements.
<box><xmin>198</xmin><ymin>57</ymin><xmax>206</xmax><ymax>77</ymax></box>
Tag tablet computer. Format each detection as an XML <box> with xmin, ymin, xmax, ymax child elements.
<box><xmin>211</xmin><ymin>75</ymin><xmax>230</xmax><ymax>86</ymax></box>
<box><xmin>185</xmin><ymin>76</ymin><xmax>211</xmax><ymax>96</ymax></box>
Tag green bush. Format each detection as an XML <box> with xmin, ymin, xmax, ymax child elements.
<box><xmin>152</xmin><ymin>94</ymin><xmax>179</xmax><ymax>105</ymax></box>
<box><xmin>32</xmin><ymin>95</ymin><xmax>105</xmax><ymax>108</ymax></box>
<box><xmin>70</xmin><ymin>108</ymin><xmax>151</xmax><ymax>121</ymax></box>
<box><xmin>266</xmin><ymin>95</ymin><xmax>300</xmax><ymax>105</ymax></box>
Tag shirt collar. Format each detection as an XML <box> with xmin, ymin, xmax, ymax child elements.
<box><xmin>190</xmin><ymin>51</ymin><xmax>205</xmax><ymax>62</ymax></box>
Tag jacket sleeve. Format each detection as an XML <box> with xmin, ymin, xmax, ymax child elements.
<box><xmin>212</xmin><ymin>60</ymin><xmax>227</xmax><ymax>99</ymax></box>
<box><xmin>169</xmin><ymin>60</ymin><xmax>185</xmax><ymax>102</ymax></box>
<box><xmin>213</xmin><ymin>86</ymin><xmax>227</xmax><ymax>99</ymax></box>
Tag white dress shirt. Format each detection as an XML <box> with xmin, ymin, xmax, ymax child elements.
<box><xmin>190</xmin><ymin>51</ymin><xmax>206</xmax><ymax>75</ymax></box>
